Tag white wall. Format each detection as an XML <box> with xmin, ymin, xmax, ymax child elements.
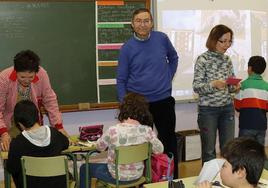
<box><xmin>155</xmin><ymin>0</ymin><xmax>268</xmax><ymax>102</ymax></box>
<box><xmin>45</xmin><ymin>103</ymin><xmax>242</xmax><ymax>143</ymax></box>
<box><xmin>53</xmin><ymin>103</ymin><xmax>200</xmax><ymax>134</ymax></box>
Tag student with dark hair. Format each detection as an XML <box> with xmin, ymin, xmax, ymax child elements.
<box><xmin>234</xmin><ymin>56</ymin><xmax>268</xmax><ymax>145</ymax></box>
<box><xmin>196</xmin><ymin>137</ymin><xmax>266</xmax><ymax>188</ymax></box>
<box><xmin>79</xmin><ymin>92</ymin><xmax>164</xmax><ymax>188</ymax></box>
<box><xmin>193</xmin><ymin>24</ymin><xmax>239</xmax><ymax>164</ymax></box>
<box><xmin>6</xmin><ymin>100</ymin><xmax>69</xmax><ymax>188</ymax></box>
<box><xmin>0</xmin><ymin>50</ymin><xmax>70</xmax><ymax>151</ymax></box>
<box><xmin>116</xmin><ymin>8</ymin><xmax>179</xmax><ymax>178</ymax></box>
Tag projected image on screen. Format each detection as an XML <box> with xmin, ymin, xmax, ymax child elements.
<box><xmin>158</xmin><ymin>10</ymin><xmax>268</xmax><ymax>101</ymax></box>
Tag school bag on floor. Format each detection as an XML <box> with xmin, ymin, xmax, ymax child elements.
<box><xmin>151</xmin><ymin>153</ymin><xmax>174</xmax><ymax>182</ymax></box>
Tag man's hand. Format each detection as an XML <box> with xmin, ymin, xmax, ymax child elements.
<box><xmin>1</xmin><ymin>132</ymin><xmax>11</xmax><ymax>151</ymax></box>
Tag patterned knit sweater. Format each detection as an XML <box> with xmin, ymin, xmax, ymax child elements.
<box><xmin>193</xmin><ymin>50</ymin><xmax>236</xmax><ymax>107</ymax></box>
<box><xmin>96</xmin><ymin>123</ymin><xmax>163</xmax><ymax>181</ymax></box>
<box><xmin>234</xmin><ymin>74</ymin><xmax>268</xmax><ymax>130</ymax></box>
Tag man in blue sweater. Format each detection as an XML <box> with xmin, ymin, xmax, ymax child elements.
<box><xmin>116</xmin><ymin>8</ymin><xmax>179</xmax><ymax>178</ymax></box>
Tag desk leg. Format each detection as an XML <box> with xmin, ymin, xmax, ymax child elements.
<box><xmin>65</xmin><ymin>153</ymin><xmax>79</xmax><ymax>188</ymax></box>
<box><xmin>3</xmin><ymin>160</ymin><xmax>11</xmax><ymax>188</ymax></box>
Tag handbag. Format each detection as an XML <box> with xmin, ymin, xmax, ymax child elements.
<box><xmin>79</xmin><ymin>124</ymin><xmax>103</xmax><ymax>141</ymax></box>
<box><xmin>151</xmin><ymin>153</ymin><xmax>174</xmax><ymax>182</ymax></box>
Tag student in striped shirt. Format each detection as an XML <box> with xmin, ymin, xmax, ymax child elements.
<box><xmin>234</xmin><ymin>56</ymin><xmax>268</xmax><ymax>145</ymax></box>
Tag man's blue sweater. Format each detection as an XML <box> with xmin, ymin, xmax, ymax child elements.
<box><xmin>117</xmin><ymin>31</ymin><xmax>178</xmax><ymax>102</ymax></box>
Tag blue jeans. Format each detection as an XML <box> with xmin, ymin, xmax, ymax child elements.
<box><xmin>239</xmin><ymin>129</ymin><xmax>266</xmax><ymax>145</ymax></box>
<box><xmin>198</xmin><ymin>104</ymin><xmax>235</xmax><ymax>163</ymax></box>
<box><xmin>79</xmin><ymin>163</ymin><xmax>138</xmax><ymax>188</ymax></box>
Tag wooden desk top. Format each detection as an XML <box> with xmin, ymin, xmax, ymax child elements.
<box><xmin>144</xmin><ymin>176</ymin><xmax>197</xmax><ymax>188</ymax></box>
<box><xmin>143</xmin><ymin>169</ymin><xmax>268</xmax><ymax>188</ymax></box>
<box><xmin>1</xmin><ymin>144</ymin><xmax>96</xmax><ymax>160</ymax></box>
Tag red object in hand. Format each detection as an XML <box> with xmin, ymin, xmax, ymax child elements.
<box><xmin>226</xmin><ymin>77</ymin><xmax>242</xmax><ymax>85</ymax></box>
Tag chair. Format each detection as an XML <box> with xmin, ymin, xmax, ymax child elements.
<box><xmin>86</xmin><ymin>142</ymin><xmax>152</xmax><ymax>188</ymax></box>
<box><xmin>21</xmin><ymin>155</ymin><xmax>75</xmax><ymax>188</ymax></box>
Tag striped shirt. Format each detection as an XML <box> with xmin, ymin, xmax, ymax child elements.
<box><xmin>193</xmin><ymin>50</ymin><xmax>236</xmax><ymax>107</ymax></box>
<box><xmin>234</xmin><ymin>74</ymin><xmax>268</xmax><ymax>130</ymax></box>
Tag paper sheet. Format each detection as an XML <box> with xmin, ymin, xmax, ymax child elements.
<box><xmin>258</xmin><ymin>178</ymin><xmax>268</xmax><ymax>188</ymax></box>
<box><xmin>195</xmin><ymin>158</ymin><xmax>225</xmax><ymax>184</ymax></box>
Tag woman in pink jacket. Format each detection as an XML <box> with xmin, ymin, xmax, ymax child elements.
<box><xmin>0</xmin><ymin>50</ymin><xmax>69</xmax><ymax>151</ymax></box>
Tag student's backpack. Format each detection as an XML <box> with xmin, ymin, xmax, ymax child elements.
<box><xmin>151</xmin><ymin>153</ymin><xmax>174</xmax><ymax>182</ymax></box>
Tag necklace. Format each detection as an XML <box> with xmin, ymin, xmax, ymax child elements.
<box><xmin>17</xmin><ymin>84</ymin><xmax>31</xmax><ymax>100</ymax></box>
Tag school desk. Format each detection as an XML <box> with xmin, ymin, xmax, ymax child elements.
<box><xmin>143</xmin><ymin>173</ymin><xmax>268</xmax><ymax>188</ymax></box>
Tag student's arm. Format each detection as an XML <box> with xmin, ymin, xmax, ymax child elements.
<box><xmin>6</xmin><ymin>140</ymin><xmax>22</xmax><ymax>176</ymax></box>
<box><xmin>234</xmin><ymin>86</ymin><xmax>243</xmax><ymax>112</ymax></box>
<box><xmin>146</xmin><ymin>127</ymin><xmax>164</xmax><ymax>154</ymax></box>
<box><xmin>96</xmin><ymin>127</ymin><xmax>112</xmax><ymax>151</ymax></box>
<box><xmin>54</xmin><ymin>127</ymin><xmax>69</xmax><ymax>149</ymax></box>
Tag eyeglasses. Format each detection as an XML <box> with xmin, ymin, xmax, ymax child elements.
<box><xmin>218</xmin><ymin>40</ymin><xmax>232</xmax><ymax>45</ymax></box>
<box><xmin>134</xmin><ymin>19</ymin><xmax>151</xmax><ymax>25</ymax></box>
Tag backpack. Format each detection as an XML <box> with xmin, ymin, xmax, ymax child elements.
<box><xmin>151</xmin><ymin>153</ymin><xmax>174</xmax><ymax>182</ymax></box>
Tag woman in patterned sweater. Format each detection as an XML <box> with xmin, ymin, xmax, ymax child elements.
<box><xmin>79</xmin><ymin>92</ymin><xmax>163</xmax><ymax>188</ymax></box>
<box><xmin>193</xmin><ymin>24</ymin><xmax>239</xmax><ymax>164</ymax></box>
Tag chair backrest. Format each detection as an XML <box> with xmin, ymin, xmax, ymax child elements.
<box><xmin>21</xmin><ymin>155</ymin><xmax>69</xmax><ymax>188</ymax></box>
<box><xmin>114</xmin><ymin>142</ymin><xmax>152</xmax><ymax>186</ymax></box>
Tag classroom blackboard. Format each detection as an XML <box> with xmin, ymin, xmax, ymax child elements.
<box><xmin>0</xmin><ymin>0</ymin><xmax>149</xmax><ymax>110</ymax></box>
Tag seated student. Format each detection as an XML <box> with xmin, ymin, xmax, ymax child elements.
<box><xmin>196</xmin><ymin>137</ymin><xmax>266</xmax><ymax>188</ymax></box>
<box><xmin>79</xmin><ymin>92</ymin><xmax>164</xmax><ymax>188</ymax></box>
<box><xmin>6</xmin><ymin>100</ymin><xmax>69</xmax><ymax>188</ymax></box>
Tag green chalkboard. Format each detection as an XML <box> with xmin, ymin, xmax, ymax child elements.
<box><xmin>0</xmin><ymin>1</ymin><xmax>97</xmax><ymax>106</ymax></box>
<box><xmin>0</xmin><ymin>0</ymin><xmax>149</xmax><ymax>109</ymax></box>
<box><xmin>98</xmin><ymin>25</ymin><xmax>132</xmax><ymax>44</ymax></box>
<box><xmin>98</xmin><ymin>50</ymin><xmax>121</xmax><ymax>61</ymax></box>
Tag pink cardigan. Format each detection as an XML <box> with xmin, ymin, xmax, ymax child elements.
<box><xmin>0</xmin><ymin>66</ymin><xmax>63</xmax><ymax>135</ymax></box>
